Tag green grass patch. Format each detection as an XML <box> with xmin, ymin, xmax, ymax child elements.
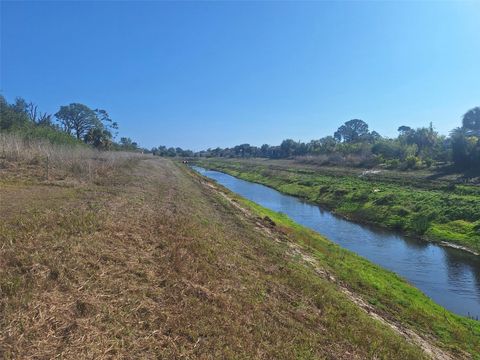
<box><xmin>232</xmin><ymin>194</ymin><xmax>480</xmax><ymax>358</ymax></box>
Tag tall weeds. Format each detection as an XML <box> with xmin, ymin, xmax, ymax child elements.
<box><xmin>0</xmin><ymin>132</ymin><xmax>145</xmax><ymax>181</ymax></box>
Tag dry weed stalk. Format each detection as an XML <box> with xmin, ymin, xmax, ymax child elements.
<box><xmin>0</xmin><ymin>132</ymin><xmax>147</xmax><ymax>181</ymax></box>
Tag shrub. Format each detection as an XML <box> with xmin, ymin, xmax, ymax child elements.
<box><xmin>402</xmin><ymin>156</ymin><xmax>420</xmax><ymax>170</ymax></box>
<box><xmin>392</xmin><ymin>206</ymin><xmax>410</xmax><ymax>216</ymax></box>
<box><xmin>409</xmin><ymin>214</ymin><xmax>430</xmax><ymax>234</ymax></box>
<box><xmin>473</xmin><ymin>222</ymin><xmax>480</xmax><ymax>235</ymax></box>
<box><xmin>386</xmin><ymin>215</ymin><xmax>407</xmax><ymax>230</ymax></box>
<box><xmin>14</xmin><ymin>126</ymin><xmax>82</xmax><ymax>146</ymax></box>
<box><xmin>333</xmin><ymin>188</ymin><xmax>348</xmax><ymax>197</ymax></box>
<box><xmin>385</xmin><ymin>159</ymin><xmax>400</xmax><ymax>169</ymax></box>
<box><xmin>350</xmin><ymin>190</ymin><xmax>370</xmax><ymax>202</ymax></box>
<box><xmin>318</xmin><ymin>186</ymin><xmax>330</xmax><ymax>195</ymax></box>
<box><xmin>374</xmin><ymin>193</ymin><xmax>396</xmax><ymax>205</ymax></box>
<box><xmin>424</xmin><ymin>158</ymin><xmax>433</xmax><ymax>167</ymax></box>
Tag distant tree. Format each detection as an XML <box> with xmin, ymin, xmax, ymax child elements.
<box><xmin>26</xmin><ymin>102</ymin><xmax>38</xmax><ymax>122</ymax></box>
<box><xmin>0</xmin><ymin>96</ymin><xmax>29</xmax><ymax>129</ymax></box>
<box><xmin>397</xmin><ymin>125</ymin><xmax>413</xmax><ymax>135</ymax></box>
<box><xmin>36</xmin><ymin>113</ymin><xmax>53</xmax><ymax>127</ymax></box>
<box><xmin>313</xmin><ymin>136</ymin><xmax>337</xmax><ymax>154</ymax></box>
<box><xmin>55</xmin><ymin>103</ymin><xmax>101</xmax><ymax>139</ymax></box>
<box><xmin>372</xmin><ymin>139</ymin><xmax>405</xmax><ymax>159</ymax></box>
<box><xmin>84</xmin><ymin>128</ymin><xmax>113</xmax><ymax>149</ymax></box>
<box><xmin>280</xmin><ymin>139</ymin><xmax>297</xmax><ymax>157</ymax></box>
<box><xmin>450</xmin><ymin>128</ymin><xmax>471</xmax><ymax>168</ymax></box>
<box><xmin>398</xmin><ymin>123</ymin><xmax>437</xmax><ymax>156</ymax></box>
<box><xmin>119</xmin><ymin>137</ymin><xmax>138</xmax><ymax>151</ymax></box>
<box><xmin>11</xmin><ymin>97</ymin><xmax>29</xmax><ymax>115</ymax></box>
<box><xmin>120</xmin><ymin>137</ymin><xmax>131</xmax><ymax>147</ymax></box>
<box><xmin>166</xmin><ymin>147</ymin><xmax>176</xmax><ymax>157</ymax></box>
<box><xmin>94</xmin><ymin>109</ymin><xmax>118</xmax><ymax>139</ymax></box>
<box><xmin>233</xmin><ymin>143</ymin><xmax>256</xmax><ymax>158</ymax></box>
<box><xmin>24</xmin><ymin>101</ymin><xmax>54</xmax><ymax>126</ymax></box>
<box><xmin>366</xmin><ymin>130</ymin><xmax>382</xmax><ymax>143</ymax></box>
<box><xmin>156</xmin><ymin>145</ymin><xmax>167</xmax><ymax>156</ymax></box>
<box><xmin>260</xmin><ymin>144</ymin><xmax>270</xmax><ymax>157</ymax></box>
<box><xmin>462</xmin><ymin>107</ymin><xmax>480</xmax><ymax>136</ymax></box>
<box><xmin>449</xmin><ymin>108</ymin><xmax>480</xmax><ymax>167</ymax></box>
<box><xmin>415</xmin><ymin>123</ymin><xmax>438</xmax><ymax>156</ymax></box>
<box><xmin>294</xmin><ymin>141</ymin><xmax>308</xmax><ymax>156</ymax></box>
<box><xmin>334</xmin><ymin>119</ymin><xmax>369</xmax><ymax>143</ymax></box>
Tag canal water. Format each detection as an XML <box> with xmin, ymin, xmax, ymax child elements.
<box><xmin>193</xmin><ymin>166</ymin><xmax>480</xmax><ymax>318</ymax></box>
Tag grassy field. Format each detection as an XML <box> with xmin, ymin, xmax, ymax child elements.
<box><xmin>194</xmin><ymin>158</ymin><xmax>480</xmax><ymax>254</ymax></box>
<box><xmin>1</xmin><ymin>151</ymin><xmax>479</xmax><ymax>358</ymax></box>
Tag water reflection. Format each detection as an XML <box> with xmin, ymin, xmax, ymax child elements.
<box><xmin>402</xmin><ymin>236</ymin><xmax>430</xmax><ymax>251</ymax></box>
<box><xmin>193</xmin><ymin>166</ymin><xmax>480</xmax><ymax>318</ymax></box>
<box><xmin>444</xmin><ymin>249</ymin><xmax>480</xmax><ymax>303</ymax></box>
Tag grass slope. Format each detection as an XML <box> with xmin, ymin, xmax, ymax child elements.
<box><xmin>228</xmin><ymin>196</ymin><xmax>480</xmax><ymax>358</ymax></box>
<box><xmin>1</xmin><ymin>157</ymin><xmax>478</xmax><ymax>358</ymax></box>
<box><xmin>0</xmin><ymin>157</ymin><xmax>419</xmax><ymax>359</ymax></box>
<box><xmin>195</xmin><ymin>158</ymin><xmax>480</xmax><ymax>254</ymax></box>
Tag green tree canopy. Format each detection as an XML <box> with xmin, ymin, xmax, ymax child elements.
<box><xmin>0</xmin><ymin>96</ymin><xmax>30</xmax><ymax>130</ymax></box>
<box><xmin>462</xmin><ymin>107</ymin><xmax>480</xmax><ymax>136</ymax></box>
<box><xmin>119</xmin><ymin>137</ymin><xmax>138</xmax><ymax>151</ymax></box>
<box><xmin>334</xmin><ymin>119</ymin><xmax>369</xmax><ymax>143</ymax></box>
<box><xmin>55</xmin><ymin>103</ymin><xmax>101</xmax><ymax>139</ymax></box>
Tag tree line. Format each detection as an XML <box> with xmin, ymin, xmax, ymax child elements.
<box><xmin>175</xmin><ymin>108</ymin><xmax>479</xmax><ymax>170</ymax></box>
<box><xmin>0</xmin><ymin>95</ymin><xmax>141</xmax><ymax>152</ymax></box>
<box><xmin>2</xmin><ymin>95</ymin><xmax>478</xmax><ymax>170</ymax></box>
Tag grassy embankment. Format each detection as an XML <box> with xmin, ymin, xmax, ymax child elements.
<box><xmin>1</xmin><ymin>137</ymin><xmax>479</xmax><ymax>358</ymax></box>
<box><xmin>195</xmin><ymin>158</ymin><xmax>480</xmax><ymax>254</ymax></box>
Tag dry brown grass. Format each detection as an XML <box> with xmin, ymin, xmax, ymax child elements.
<box><xmin>0</xmin><ymin>133</ymin><xmax>145</xmax><ymax>183</ymax></box>
<box><xmin>0</xmin><ymin>157</ymin><xmax>429</xmax><ymax>359</ymax></box>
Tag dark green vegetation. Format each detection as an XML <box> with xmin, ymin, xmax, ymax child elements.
<box><xmin>0</xmin><ymin>94</ymin><xmax>192</xmax><ymax>156</ymax></box>
<box><xmin>2</xmin><ymin>151</ymin><xmax>479</xmax><ymax>358</ymax></box>
<box><xmin>195</xmin><ymin>158</ymin><xmax>480</xmax><ymax>254</ymax></box>
<box><xmin>190</xmin><ymin>108</ymin><xmax>480</xmax><ymax>174</ymax></box>
<box><xmin>0</xmin><ymin>95</ymin><xmax>141</xmax><ymax>151</ymax></box>
<box><xmin>137</xmin><ymin>108</ymin><xmax>480</xmax><ymax>169</ymax></box>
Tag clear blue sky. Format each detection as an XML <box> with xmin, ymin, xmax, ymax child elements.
<box><xmin>1</xmin><ymin>1</ymin><xmax>479</xmax><ymax>150</ymax></box>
